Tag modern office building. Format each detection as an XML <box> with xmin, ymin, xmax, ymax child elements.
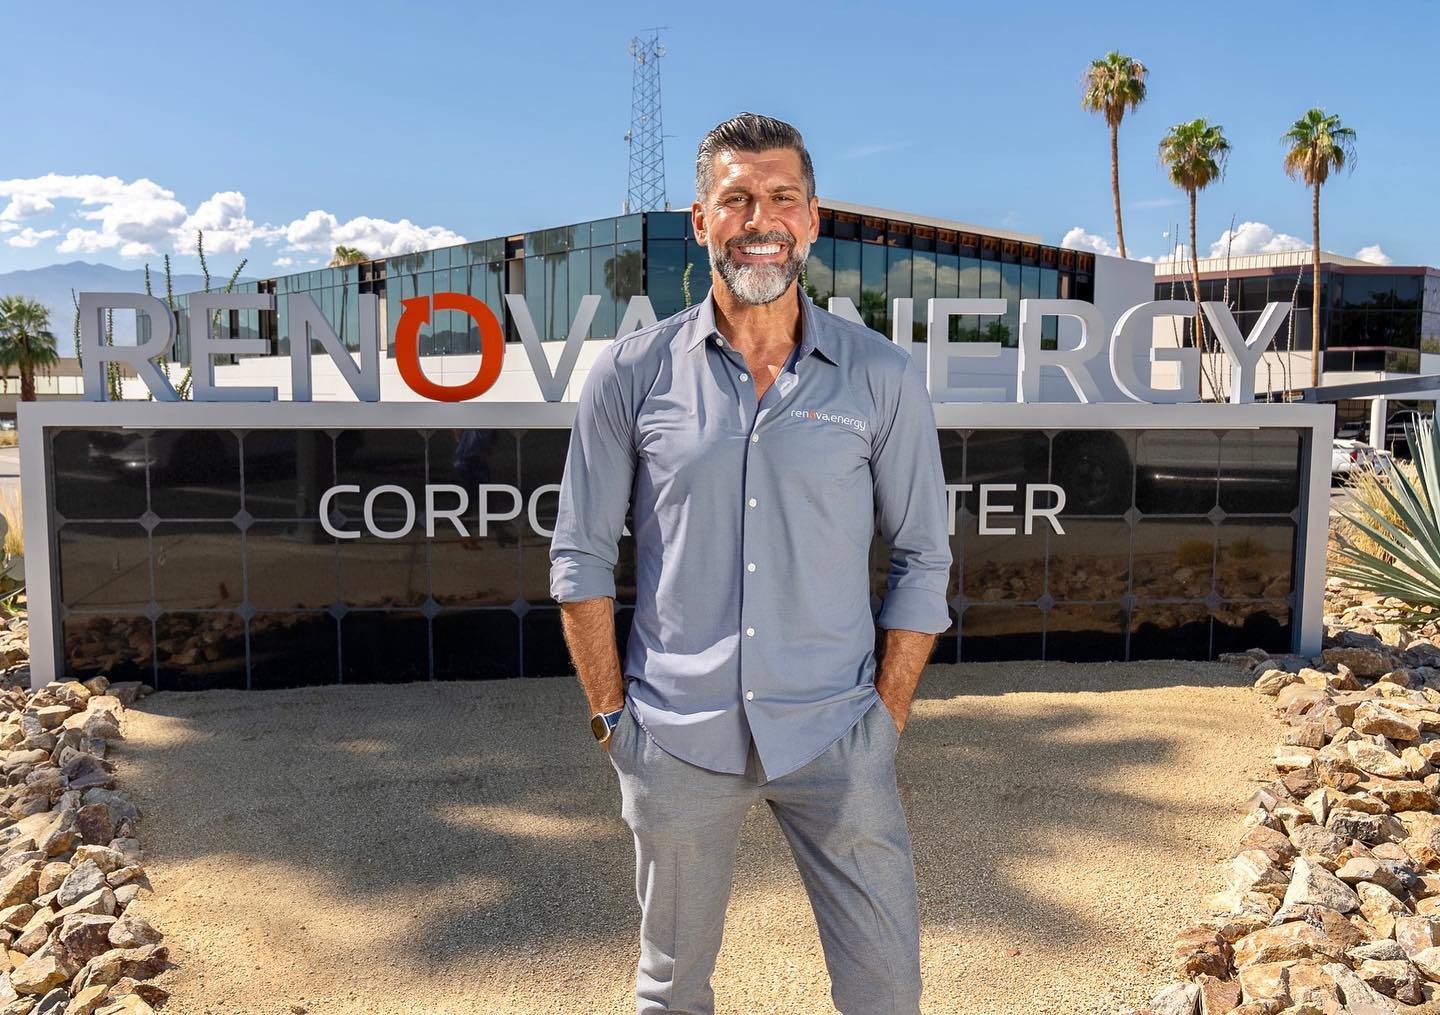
<box><xmin>158</xmin><ymin>200</ymin><xmax>1099</xmax><ymax>373</ymax></box>
<box><xmin>1154</xmin><ymin>250</ymin><xmax>1440</xmax><ymax>441</ymax></box>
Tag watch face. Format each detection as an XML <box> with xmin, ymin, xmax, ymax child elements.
<box><xmin>591</xmin><ymin>713</ymin><xmax>611</xmax><ymax>740</ymax></box>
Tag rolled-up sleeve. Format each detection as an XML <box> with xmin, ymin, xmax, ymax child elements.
<box><xmin>870</xmin><ymin>357</ymin><xmax>954</xmax><ymax>633</ymax></box>
<box><xmin>549</xmin><ymin>343</ymin><xmax>635</xmax><ymax>603</ymax></box>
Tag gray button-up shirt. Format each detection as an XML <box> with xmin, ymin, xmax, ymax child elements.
<box><xmin>550</xmin><ymin>289</ymin><xmax>952</xmax><ymax>781</ymax></box>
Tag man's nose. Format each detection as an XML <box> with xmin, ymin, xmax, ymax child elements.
<box><xmin>745</xmin><ymin>201</ymin><xmax>780</xmax><ymax>235</ymax></box>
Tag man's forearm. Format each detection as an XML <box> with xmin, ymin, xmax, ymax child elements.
<box><xmin>559</xmin><ymin>598</ymin><xmax>627</xmax><ymax>715</ymax></box>
<box><xmin>874</xmin><ymin>628</ymin><xmax>937</xmax><ymax>732</ymax></box>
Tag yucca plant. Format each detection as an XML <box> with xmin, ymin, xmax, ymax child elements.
<box><xmin>1332</xmin><ymin>418</ymin><xmax>1440</xmax><ymax>621</ymax></box>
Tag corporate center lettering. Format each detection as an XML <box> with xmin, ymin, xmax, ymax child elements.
<box><xmin>27</xmin><ymin>207</ymin><xmax>1333</xmax><ymax>691</ymax></box>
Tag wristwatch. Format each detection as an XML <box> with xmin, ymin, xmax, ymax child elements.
<box><xmin>591</xmin><ymin>705</ymin><xmax>626</xmax><ymax>744</ymax></box>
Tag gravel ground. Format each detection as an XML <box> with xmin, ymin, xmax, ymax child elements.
<box><xmin>115</xmin><ymin>660</ymin><xmax>1281</xmax><ymax>1015</ymax></box>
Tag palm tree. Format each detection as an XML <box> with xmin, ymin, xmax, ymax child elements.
<box><xmin>0</xmin><ymin>296</ymin><xmax>60</xmax><ymax>402</ymax></box>
<box><xmin>1158</xmin><ymin>119</ymin><xmax>1231</xmax><ymax>358</ymax></box>
<box><xmin>1081</xmin><ymin>51</ymin><xmax>1148</xmax><ymax>259</ymax></box>
<box><xmin>329</xmin><ymin>245</ymin><xmax>369</xmax><ymax>267</ymax></box>
<box><xmin>1282</xmin><ymin>108</ymin><xmax>1356</xmax><ymax>388</ymax></box>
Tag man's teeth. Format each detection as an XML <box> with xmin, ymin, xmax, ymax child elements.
<box><xmin>741</xmin><ymin>244</ymin><xmax>782</xmax><ymax>255</ymax></box>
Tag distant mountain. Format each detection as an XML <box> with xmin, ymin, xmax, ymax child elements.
<box><xmin>0</xmin><ymin>261</ymin><xmax>253</xmax><ymax>355</ymax></box>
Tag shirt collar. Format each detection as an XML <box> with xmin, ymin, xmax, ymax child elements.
<box><xmin>686</xmin><ymin>287</ymin><xmax>839</xmax><ymax>366</ymax></box>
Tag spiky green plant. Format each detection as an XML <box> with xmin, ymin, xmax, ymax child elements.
<box><xmin>1333</xmin><ymin>418</ymin><xmax>1440</xmax><ymax>621</ymax></box>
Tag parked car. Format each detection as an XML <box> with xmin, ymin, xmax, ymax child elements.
<box><xmin>1333</xmin><ymin>438</ymin><xmax>1383</xmax><ymax>481</ymax></box>
<box><xmin>1386</xmin><ymin>410</ymin><xmax>1433</xmax><ymax>456</ymax></box>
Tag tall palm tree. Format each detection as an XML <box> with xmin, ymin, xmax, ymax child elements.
<box><xmin>329</xmin><ymin>245</ymin><xmax>369</xmax><ymax>267</ymax></box>
<box><xmin>1081</xmin><ymin>51</ymin><xmax>1148</xmax><ymax>259</ymax></box>
<box><xmin>1158</xmin><ymin>119</ymin><xmax>1231</xmax><ymax>357</ymax></box>
<box><xmin>1282</xmin><ymin>108</ymin><xmax>1356</xmax><ymax>388</ymax></box>
<box><xmin>0</xmin><ymin>296</ymin><xmax>60</xmax><ymax>402</ymax></box>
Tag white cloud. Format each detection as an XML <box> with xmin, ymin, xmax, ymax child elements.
<box><xmin>279</xmin><ymin>211</ymin><xmax>465</xmax><ymax>259</ymax></box>
<box><xmin>1061</xmin><ymin>226</ymin><xmax>1119</xmax><ymax>257</ymax></box>
<box><xmin>5</xmin><ymin>227</ymin><xmax>57</xmax><ymax>248</ymax></box>
<box><xmin>1207</xmin><ymin>221</ymin><xmax>1308</xmax><ymax>258</ymax></box>
<box><xmin>273</xmin><ymin>256</ymin><xmax>294</xmax><ymax>267</ymax></box>
<box><xmin>0</xmin><ymin>172</ymin><xmax>466</xmax><ymax>263</ymax></box>
<box><xmin>1355</xmin><ymin>244</ymin><xmax>1394</xmax><ymax>266</ymax></box>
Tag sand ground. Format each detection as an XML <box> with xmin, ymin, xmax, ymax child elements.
<box><xmin>114</xmin><ymin>660</ymin><xmax>1282</xmax><ymax>1015</ymax></box>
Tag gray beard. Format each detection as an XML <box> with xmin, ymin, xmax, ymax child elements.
<box><xmin>710</xmin><ymin>232</ymin><xmax>810</xmax><ymax>306</ymax></box>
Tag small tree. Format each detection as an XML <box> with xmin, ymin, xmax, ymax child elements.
<box><xmin>329</xmin><ymin>245</ymin><xmax>369</xmax><ymax>267</ymax></box>
<box><xmin>1081</xmin><ymin>51</ymin><xmax>1148</xmax><ymax>259</ymax></box>
<box><xmin>0</xmin><ymin>296</ymin><xmax>60</xmax><ymax>401</ymax></box>
<box><xmin>1158</xmin><ymin>118</ymin><xmax>1231</xmax><ymax>366</ymax></box>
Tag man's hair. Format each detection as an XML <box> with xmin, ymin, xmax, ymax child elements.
<box><xmin>695</xmin><ymin>112</ymin><xmax>816</xmax><ymax>203</ymax></box>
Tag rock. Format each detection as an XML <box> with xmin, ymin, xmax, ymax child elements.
<box><xmin>71</xmin><ymin>944</ymin><xmax>168</xmax><ymax>994</ymax></box>
<box><xmin>33</xmin><ymin>987</ymin><xmax>68</xmax><ymax>1015</ymax></box>
<box><xmin>0</xmin><ymin>863</ymin><xmax>41</xmax><ymax>910</ymax></box>
<box><xmin>1281</xmin><ymin>858</ymin><xmax>1361</xmax><ymax>913</ymax></box>
<box><xmin>69</xmin><ymin>847</ymin><xmax>125</xmax><ymax>877</ymax></box>
<box><xmin>74</xmin><ymin>804</ymin><xmax>113</xmax><ymax>847</ymax></box>
<box><xmin>1395</xmin><ymin>915</ymin><xmax>1440</xmax><ymax>957</ymax></box>
<box><xmin>1146</xmin><ymin>981</ymin><xmax>1201</xmax><ymax>1015</ymax></box>
<box><xmin>1273</xmin><ymin>747</ymin><xmax>1316</xmax><ymax>772</ymax></box>
<box><xmin>1240</xmin><ymin>826</ymin><xmax>1298</xmax><ymax>863</ymax></box>
<box><xmin>1233</xmin><ymin>922</ymin><xmax>1349</xmax><ymax>967</ymax></box>
<box><xmin>1174</xmin><ymin>925</ymin><xmax>1232</xmax><ymax>980</ymax></box>
<box><xmin>1195</xmin><ymin>974</ymin><xmax>1242</xmax><ymax>1014</ymax></box>
<box><xmin>93</xmin><ymin>997</ymin><xmax>156</xmax><ymax>1015</ymax></box>
<box><xmin>1357</xmin><ymin>957</ymin><xmax>1425</xmax><ymax>1004</ymax></box>
<box><xmin>1288</xmin><ymin>824</ymin><xmax>1347</xmax><ymax>860</ymax></box>
<box><xmin>1324</xmin><ymin>646</ymin><xmax>1396</xmax><ymax>678</ymax></box>
<box><xmin>1238</xmin><ymin>960</ymin><xmax>1295</xmax><ymax>1005</ymax></box>
<box><xmin>1277</xmin><ymin>685</ymin><xmax>1330</xmax><ymax>712</ymax></box>
<box><xmin>55</xmin><ymin>914</ymin><xmax>118</xmax><ymax>967</ymax></box>
<box><xmin>33</xmin><ymin>866</ymin><xmax>67</xmax><ymax>898</ymax></box>
<box><xmin>1354</xmin><ymin>702</ymin><xmax>1423</xmax><ymax>741</ymax></box>
<box><xmin>106</xmin><ymin>914</ymin><xmax>159</xmax><ymax>949</ymax></box>
<box><xmin>56</xmin><ymin>862</ymin><xmax>105</xmax><ymax>909</ymax></box>
<box><xmin>1369</xmin><ymin>780</ymin><xmax>1438</xmax><ymax>812</ymax></box>
<box><xmin>67</xmin><ymin>985</ymin><xmax>111</xmax><ymax>1015</ymax></box>
<box><xmin>1322</xmin><ymin>960</ymin><xmax>1408</xmax><ymax>1011</ymax></box>
<box><xmin>1347</xmin><ymin>741</ymin><xmax>1411</xmax><ymax>779</ymax></box>
<box><xmin>1329</xmin><ymin>808</ymin><xmax>1405</xmax><ymax>844</ymax></box>
<box><xmin>1349</xmin><ymin>940</ymin><xmax>1408</xmax><ymax>963</ymax></box>
<box><xmin>8</xmin><ymin>953</ymin><xmax>65</xmax><ymax>996</ymax></box>
<box><xmin>1409</xmin><ymin>944</ymin><xmax>1440</xmax><ymax>982</ymax></box>
<box><xmin>1230</xmin><ymin>852</ymin><xmax>1292</xmax><ymax>900</ymax></box>
<box><xmin>1256</xmin><ymin>667</ymin><xmax>1301</xmax><ymax>696</ymax></box>
<box><xmin>1357</xmin><ymin>881</ymin><xmax>1411</xmax><ymax>938</ymax></box>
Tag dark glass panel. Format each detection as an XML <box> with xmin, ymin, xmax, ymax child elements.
<box><xmin>155</xmin><ymin>611</ymin><xmax>246</xmax><ymax>690</ymax></box>
<box><xmin>53</xmin><ymin>430</ymin><xmax>149</xmax><ymax>520</ymax></box>
<box><xmin>1218</xmin><ymin>429</ymin><xmax>1301</xmax><ymax>514</ymax></box>
<box><xmin>428</xmin><ymin>429</ymin><xmax>521</xmax><ymax>607</ymax></box>
<box><xmin>806</xmin><ymin>237</ymin><xmax>835</xmax><ymax>306</ymax></box>
<box><xmin>645</xmin><ymin>239</ymin><xmax>687</xmax><ymax>319</ymax></box>
<box><xmin>62</xmin><ymin>613</ymin><xmax>153</xmax><ymax>683</ymax></box>
<box><xmin>861</xmin><ymin>242</ymin><xmax>887</xmax><ymax>333</ymax></box>
<box><xmin>1395</xmin><ymin>275</ymin><xmax>1422</xmax><ymax>311</ymax></box>
<box><xmin>58</xmin><ymin>523</ymin><xmax>150</xmax><ymax>609</ymax></box>
<box><xmin>886</xmin><ymin>248</ymin><xmax>912</xmax><ymax>303</ymax></box>
<box><xmin>433</xmin><ymin>610</ymin><xmax>519</xmax><ymax>681</ymax></box>
<box><xmin>1215</xmin><ymin>519</ymin><xmax>1295</xmax><ymax>600</ymax></box>
<box><xmin>524</xmin><ymin>254</ymin><xmax>546</xmax><ymax>342</ymax></box>
<box><xmin>248</xmin><ymin>612</ymin><xmax>338</xmax><ymax>689</ymax></box>
<box><xmin>959</xmin><ymin>605</ymin><xmax>1044</xmax><ymax>661</ymax></box>
<box><xmin>141</xmin><ymin>430</ymin><xmax>241</xmax><ymax>518</ymax></box>
<box><xmin>1342</xmin><ymin>274</ymin><xmax>1394</xmax><ymax>311</ymax></box>
<box><xmin>1129</xmin><ymin>603</ymin><xmax>1210</xmax><ymax>660</ymax></box>
<box><xmin>152</xmin><ymin>522</ymin><xmax>243</xmax><ymax>610</ymax></box>
<box><xmin>912</xmin><ymin>251</ymin><xmax>936</xmax><ymax>342</ymax></box>
<box><xmin>961</xmin><ymin>513</ymin><xmax>1046</xmax><ymax>603</ymax></box>
<box><xmin>647</xmin><ymin>212</ymin><xmax>687</xmax><ymax>239</ymax></box>
<box><xmin>1050</xmin><ymin>430</ymin><xmax>1134</xmax><ymax>515</ymax></box>
<box><xmin>340</xmin><ymin>611</ymin><xmax>429</xmax><ymax>683</ymax></box>
<box><xmin>1045</xmin><ymin>603</ymin><xmax>1127</xmax><ymax>662</ymax></box>
<box><xmin>1135</xmin><ymin>431</ymin><xmax>1219</xmax><ymax>514</ymax></box>
<box><xmin>567</xmin><ymin>248</ymin><xmax>590</xmax><ymax>339</ymax></box>
<box><xmin>246</xmin><ymin>521</ymin><xmax>337</xmax><ymax>610</ymax></box>
<box><xmin>1132</xmin><ymin>519</ymin><xmax>1215</xmax><ymax>599</ymax></box>
<box><xmin>833</xmin><ymin>239</ymin><xmax>861</xmax><ymax>307</ymax></box>
<box><xmin>591</xmin><ymin>218</ymin><xmax>616</xmax><ymax>246</ymax></box>
<box><xmin>1047</xmin><ymin>518</ymin><xmax>1130</xmax><ymax>601</ymax></box>
<box><xmin>522</xmin><ymin>608</ymin><xmax>577</xmax><ymax>677</ymax></box>
<box><xmin>545</xmin><ymin>252</ymin><xmax>569</xmax><ymax>341</ymax></box>
<box><xmin>1212</xmin><ymin>601</ymin><xmax>1291</xmax><ymax>655</ymax></box>
<box><xmin>612</xmin><ymin>240</ymin><xmax>644</xmax><ymax>307</ymax></box>
<box><xmin>590</xmin><ymin>245</ymin><xmax>618</xmax><ymax>338</ymax></box>
<box><xmin>964</xmin><ymin>431</ymin><xmax>1049</xmax><ymax>491</ymax></box>
<box><xmin>936</xmin><ymin>253</ymin><xmax>958</xmax><ymax>300</ymax></box>
<box><xmin>617</xmin><ymin>215</ymin><xmax>643</xmax><ymax>244</ymax></box>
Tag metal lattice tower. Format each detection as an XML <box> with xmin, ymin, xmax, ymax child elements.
<box><xmin>624</xmin><ymin>29</ymin><xmax>669</xmax><ymax>213</ymax></box>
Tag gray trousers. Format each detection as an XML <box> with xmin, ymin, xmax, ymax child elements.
<box><xmin>606</xmin><ymin>696</ymin><xmax>922</xmax><ymax>1015</ymax></box>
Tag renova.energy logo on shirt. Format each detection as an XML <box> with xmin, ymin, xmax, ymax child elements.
<box><xmin>791</xmin><ymin>408</ymin><xmax>868</xmax><ymax>433</ymax></box>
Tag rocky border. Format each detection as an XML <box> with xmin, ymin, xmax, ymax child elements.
<box><xmin>1131</xmin><ymin>580</ymin><xmax>1440</xmax><ymax>1015</ymax></box>
<box><xmin>0</xmin><ymin>669</ymin><xmax>169</xmax><ymax>1015</ymax></box>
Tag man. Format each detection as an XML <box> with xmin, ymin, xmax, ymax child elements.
<box><xmin>550</xmin><ymin>112</ymin><xmax>952</xmax><ymax>1015</ymax></box>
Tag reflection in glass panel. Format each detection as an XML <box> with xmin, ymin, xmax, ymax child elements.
<box><xmin>1212</xmin><ymin>601</ymin><xmax>1291</xmax><ymax>655</ymax></box>
<box><xmin>58</xmin><ymin>523</ymin><xmax>150</xmax><ymax>609</ymax></box>
<box><xmin>63</xmin><ymin>613</ymin><xmax>153</xmax><ymax>683</ymax></box>
<box><xmin>1218</xmin><ymin>429</ymin><xmax>1301</xmax><ymax>513</ymax></box>
<box><xmin>249</xmin><ymin>613</ymin><xmax>338</xmax><ymax>689</ymax></box>
<box><xmin>965</xmin><ymin>431</ymin><xmax>1050</xmax><ymax>491</ymax></box>
<box><xmin>153</xmin><ymin>523</ymin><xmax>243</xmax><ymax>610</ymax></box>
<box><xmin>524</xmin><ymin>254</ymin><xmax>546</xmax><ymax>344</ymax></box>
<box><xmin>1216</xmin><ymin>519</ymin><xmax>1295</xmax><ymax>599</ymax></box>
<box><xmin>617</xmin><ymin>215</ymin><xmax>643</xmax><ymax>243</ymax></box>
<box><xmin>342</xmin><ymin>612</ymin><xmax>429</xmax><ymax>684</ymax></box>
<box><xmin>1136</xmin><ymin>431</ymin><xmax>1219</xmax><ymax>514</ymax></box>
<box><xmin>433</xmin><ymin>610</ymin><xmax>520</xmax><ymax>680</ymax></box>
<box><xmin>936</xmin><ymin>253</ymin><xmax>958</xmax><ymax>300</ymax></box>
<box><xmin>806</xmin><ymin>237</ymin><xmax>834</xmax><ymax>306</ymax></box>
<box><xmin>591</xmin><ymin>218</ymin><xmax>616</xmax><ymax>246</ymax></box>
<box><xmin>1132</xmin><ymin>518</ymin><xmax>1215</xmax><ymax>598</ymax></box>
<box><xmin>1130</xmin><ymin>603</ymin><xmax>1210</xmax><ymax>660</ymax></box>
<box><xmin>1046</xmin><ymin>518</ymin><xmax>1129</xmax><ymax>601</ymax></box>
<box><xmin>546</xmin><ymin>253</ymin><xmax>568</xmax><ymax>341</ymax></box>
<box><xmin>912</xmin><ymin>251</ymin><xmax>936</xmax><ymax>341</ymax></box>
<box><xmin>646</xmin><ymin>238</ymin><xmax>687</xmax><ymax>319</ymax></box>
<box><xmin>1050</xmin><ymin>431</ymin><xmax>1134</xmax><ymax>515</ymax></box>
<box><xmin>1045</xmin><ymin>603</ymin><xmax>1126</xmax><ymax>662</ymax></box>
<box><xmin>591</xmin><ymin>245</ymin><xmax>618</xmax><ymax>338</ymax></box>
<box><xmin>861</xmin><ymin>243</ymin><xmax>887</xmax><ymax>334</ymax></box>
<box><xmin>149</xmin><ymin>430</ymin><xmax>242</xmax><ymax>519</ymax></box>
<box><xmin>887</xmin><ymin>248</ymin><xmax>912</xmax><ymax>303</ymax></box>
<box><xmin>567</xmin><ymin>248</ymin><xmax>590</xmax><ymax>337</ymax></box>
<box><xmin>962</xmin><ymin>519</ymin><xmax>1046</xmax><ymax>602</ymax></box>
<box><xmin>155</xmin><ymin>612</ymin><xmax>246</xmax><ymax>691</ymax></box>
<box><xmin>960</xmin><ymin>605</ymin><xmax>1045</xmax><ymax>661</ymax></box>
<box><xmin>243</xmin><ymin>431</ymin><xmax>334</xmax><ymax>520</ymax></box>
<box><xmin>833</xmin><ymin>239</ymin><xmax>861</xmax><ymax>308</ymax></box>
<box><xmin>53</xmin><ymin>430</ymin><xmax>149</xmax><ymax>520</ymax></box>
<box><xmin>428</xmin><ymin>430</ymin><xmax>520</xmax><ymax>607</ymax></box>
<box><xmin>612</xmin><ymin>241</ymin><xmax>644</xmax><ymax>310</ymax></box>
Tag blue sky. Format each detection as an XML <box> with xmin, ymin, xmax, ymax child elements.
<box><xmin>2</xmin><ymin>0</ymin><xmax>1435</xmax><ymax>275</ymax></box>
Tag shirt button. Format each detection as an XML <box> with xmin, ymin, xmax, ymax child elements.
<box><xmin>739</xmin><ymin>372</ymin><xmax>749</xmax><ymax>382</ymax></box>
<box><xmin>750</xmin><ymin>434</ymin><xmax>759</xmax><ymax>444</ymax></box>
<box><xmin>747</xmin><ymin>562</ymin><xmax>756</xmax><ymax>572</ymax></box>
<box><xmin>745</xmin><ymin>690</ymin><xmax>754</xmax><ymax>701</ymax></box>
<box><xmin>747</xmin><ymin>497</ymin><xmax>757</xmax><ymax>508</ymax></box>
<box><xmin>714</xmin><ymin>337</ymin><xmax>725</xmax><ymax>346</ymax></box>
<box><xmin>745</xmin><ymin>627</ymin><xmax>755</xmax><ymax>637</ymax></box>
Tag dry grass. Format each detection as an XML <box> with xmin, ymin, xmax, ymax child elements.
<box><xmin>1333</xmin><ymin>460</ymin><xmax>1414</xmax><ymax>566</ymax></box>
<box><xmin>0</xmin><ymin>433</ymin><xmax>18</xmax><ymax>448</ymax></box>
<box><xmin>0</xmin><ymin>485</ymin><xmax>20</xmax><ymax>557</ymax></box>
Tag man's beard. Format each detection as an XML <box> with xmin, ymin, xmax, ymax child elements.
<box><xmin>710</xmin><ymin>231</ymin><xmax>810</xmax><ymax>306</ymax></box>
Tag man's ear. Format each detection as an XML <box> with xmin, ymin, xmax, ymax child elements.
<box><xmin>692</xmin><ymin>200</ymin><xmax>707</xmax><ymax>245</ymax></box>
<box><xmin>807</xmin><ymin>195</ymin><xmax>820</xmax><ymax>243</ymax></box>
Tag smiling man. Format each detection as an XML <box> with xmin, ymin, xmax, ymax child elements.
<box><xmin>550</xmin><ymin>112</ymin><xmax>952</xmax><ymax>1015</ymax></box>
